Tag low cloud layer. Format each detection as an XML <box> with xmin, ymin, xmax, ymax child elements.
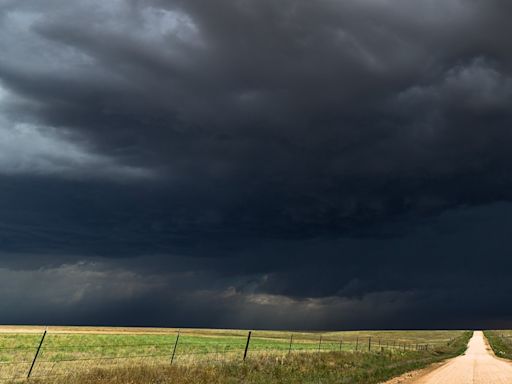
<box><xmin>1</xmin><ymin>0</ymin><xmax>512</xmax><ymax>329</ymax></box>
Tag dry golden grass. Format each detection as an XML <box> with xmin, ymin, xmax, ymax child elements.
<box><xmin>29</xmin><ymin>334</ymin><xmax>472</xmax><ymax>384</ymax></box>
<box><xmin>0</xmin><ymin>326</ymin><xmax>467</xmax><ymax>383</ymax></box>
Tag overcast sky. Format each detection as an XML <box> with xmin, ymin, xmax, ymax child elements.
<box><xmin>1</xmin><ymin>0</ymin><xmax>512</xmax><ymax>330</ymax></box>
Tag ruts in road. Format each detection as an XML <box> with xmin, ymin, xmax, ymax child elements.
<box><xmin>385</xmin><ymin>331</ymin><xmax>512</xmax><ymax>384</ymax></box>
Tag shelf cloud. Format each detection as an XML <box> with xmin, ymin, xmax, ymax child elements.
<box><xmin>2</xmin><ymin>0</ymin><xmax>512</xmax><ymax>329</ymax></box>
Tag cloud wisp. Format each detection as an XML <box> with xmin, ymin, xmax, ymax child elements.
<box><xmin>0</xmin><ymin>119</ymin><xmax>154</xmax><ymax>179</ymax></box>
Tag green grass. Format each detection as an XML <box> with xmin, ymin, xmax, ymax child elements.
<box><xmin>484</xmin><ymin>331</ymin><xmax>512</xmax><ymax>359</ymax></box>
<box><xmin>26</xmin><ymin>331</ymin><xmax>472</xmax><ymax>384</ymax></box>
<box><xmin>0</xmin><ymin>326</ymin><xmax>468</xmax><ymax>382</ymax></box>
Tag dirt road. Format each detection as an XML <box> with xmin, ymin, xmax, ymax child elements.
<box><xmin>385</xmin><ymin>331</ymin><xmax>512</xmax><ymax>384</ymax></box>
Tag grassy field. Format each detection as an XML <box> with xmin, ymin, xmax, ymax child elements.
<box><xmin>484</xmin><ymin>330</ymin><xmax>512</xmax><ymax>359</ymax></box>
<box><xmin>0</xmin><ymin>326</ymin><xmax>469</xmax><ymax>383</ymax></box>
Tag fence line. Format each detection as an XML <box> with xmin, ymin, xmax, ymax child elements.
<box><xmin>0</xmin><ymin>330</ymin><xmax>455</xmax><ymax>383</ymax></box>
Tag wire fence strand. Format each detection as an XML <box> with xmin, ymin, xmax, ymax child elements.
<box><xmin>0</xmin><ymin>330</ymin><xmax>455</xmax><ymax>383</ymax></box>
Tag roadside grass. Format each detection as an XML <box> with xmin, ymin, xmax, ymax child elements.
<box><xmin>29</xmin><ymin>331</ymin><xmax>472</xmax><ymax>384</ymax></box>
<box><xmin>484</xmin><ymin>331</ymin><xmax>512</xmax><ymax>359</ymax></box>
<box><xmin>0</xmin><ymin>327</ymin><xmax>469</xmax><ymax>382</ymax></box>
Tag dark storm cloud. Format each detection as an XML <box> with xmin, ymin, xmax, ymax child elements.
<box><xmin>2</xmin><ymin>0</ymin><xmax>512</xmax><ymax>328</ymax></box>
<box><xmin>3</xmin><ymin>202</ymin><xmax>512</xmax><ymax>329</ymax></box>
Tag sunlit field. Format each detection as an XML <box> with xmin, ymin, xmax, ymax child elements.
<box><xmin>0</xmin><ymin>326</ymin><xmax>468</xmax><ymax>383</ymax></box>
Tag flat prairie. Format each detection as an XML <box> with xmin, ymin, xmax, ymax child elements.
<box><xmin>0</xmin><ymin>326</ymin><xmax>469</xmax><ymax>383</ymax></box>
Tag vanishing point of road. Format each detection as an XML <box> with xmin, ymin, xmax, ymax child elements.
<box><xmin>386</xmin><ymin>331</ymin><xmax>512</xmax><ymax>384</ymax></box>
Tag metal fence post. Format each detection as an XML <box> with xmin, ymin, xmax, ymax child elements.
<box><xmin>27</xmin><ymin>327</ymin><xmax>47</xmax><ymax>379</ymax></box>
<box><xmin>355</xmin><ymin>336</ymin><xmax>359</xmax><ymax>351</ymax></box>
<box><xmin>339</xmin><ymin>338</ymin><xmax>343</xmax><ymax>352</ymax></box>
<box><xmin>243</xmin><ymin>331</ymin><xmax>252</xmax><ymax>361</ymax></box>
<box><xmin>288</xmin><ymin>334</ymin><xmax>293</xmax><ymax>354</ymax></box>
<box><xmin>318</xmin><ymin>335</ymin><xmax>322</xmax><ymax>352</ymax></box>
<box><xmin>171</xmin><ymin>330</ymin><xmax>180</xmax><ymax>364</ymax></box>
<box><xmin>368</xmin><ymin>337</ymin><xmax>371</xmax><ymax>351</ymax></box>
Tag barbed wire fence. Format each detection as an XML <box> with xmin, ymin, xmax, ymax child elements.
<box><xmin>0</xmin><ymin>329</ymin><xmax>453</xmax><ymax>383</ymax></box>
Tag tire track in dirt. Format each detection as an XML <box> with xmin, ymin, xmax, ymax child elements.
<box><xmin>383</xmin><ymin>331</ymin><xmax>512</xmax><ymax>384</ymax></box>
